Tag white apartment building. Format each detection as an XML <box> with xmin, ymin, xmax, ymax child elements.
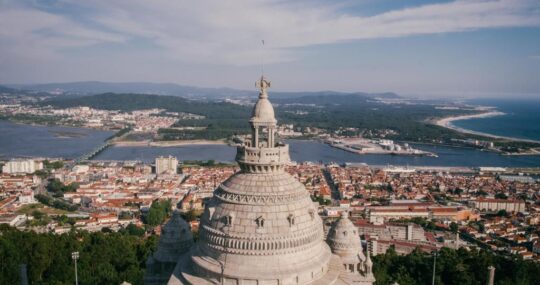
<box><xmin>2</xmin><ymin>159</ymin><xmax>43</xmax><ymax>174</ymax></box>
<box><xmin>470</xmin><ymin>198</ymin><xmax>526</xmax><ymax>213</ymax></box>
<box><xmin>155</xmin><ymin>155</ymin><xmax>178</xmax><ymax>175</ymax></box>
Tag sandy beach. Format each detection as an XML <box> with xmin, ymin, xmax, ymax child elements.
<box><xmin>434</xmin><ymin>111</ymin><xmax>540</xmax><ymax>144</ymax></box>
<box><xmin>112</xmin><ymin>139</ymin><xmax>228</xmax><ymax>147</ymax></box>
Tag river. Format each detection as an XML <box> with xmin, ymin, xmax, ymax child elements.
<box><xmin>0</xmin><ymin>120</ymin><xmax>113</xmax><ymax>159</ymax></box>
<box><xmin>2</xmin><ymin>120</ymin><xmax>540</xmax><ymax>167</ymax></box>
<box><xmin>94</xmin><ymin>140</ymin><xmax>540</xmax><ymax>167</ymax></box>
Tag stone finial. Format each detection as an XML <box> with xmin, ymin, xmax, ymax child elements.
<box><xmin>256</xmin><ymin>76</ymin><xmax>271</xmax><ymax>99</ymax></box>
<box><xmin>363</xmin><ymin>247</ymin><xmax>376</xmax><ymax>281</ymax></box>
<box><xmin>365</xmin><ymin>248</ymin><xmax>373</xmax><ymax>268</ymax></box>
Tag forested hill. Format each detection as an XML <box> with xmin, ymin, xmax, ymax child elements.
<box><xmin>273</xmin><ymin>93</ymin><xmax>475</xmax><ymax>141</ymax></box>
<box><xmin>42</xmin><ymin>93</ymin><xmax>251</xmax><ymax>119</ymax></box>
<box><xmin>0</xmin><ymin>85</ymin><xmax>20</xmax><ymax>94</ymax></box>
<box><xmin>273</xmin><ymin>91</ymin><xmax>399</xmax><ymax>102</ymax></box>
<box><xmin>40</xmin><ymin>92</ymin><xmax>475</xmax><ymax>141</ymax></box>
<box><xmin>42</xmin><ymin>93</ymin><xmax>252</xmax><ymax>139</ymax></box>
<box><xmin>273</xmin><ymin>93</ymin><xmax>375</xmax><ymax>105</ymax></box>
<box><xmin>8</xmin><ymin>81</ymin><xmax>399</xmax><ymax>100</ymax></box>
<box><xmin>0</xmin><ymin>84</ymin><xmax>50</xmax><ymax>97</ymax></box>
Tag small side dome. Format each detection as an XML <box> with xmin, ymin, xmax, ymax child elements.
<box><xmin>327</xmin><ymin>211</ymin><xmax>365</xmax><ymax>264</ymax></box>
<box><xmin>153</xmin><ymin>211</ymin><xmax>194</xmax><ymax>263</ymax></box>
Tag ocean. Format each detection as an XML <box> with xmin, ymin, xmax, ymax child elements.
<box><xmin>453</xmin><ymin>98</ymin><xmax>540</xmax><ymax>141</ymax></box>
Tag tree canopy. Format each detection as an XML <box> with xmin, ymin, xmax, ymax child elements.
<box><xmin>373</xmin><ymin>247</ymin><xmax>540</xmax><ymax>285</ymax></box>
<box><xmin>144</xmin><ymin>199</ymin><xmax>172</xmax><ymax>226</ymax></box>
<box><xmin>2</xmin><ymin>225</ymin><xmax>540</xmax><ymax>285</ymax></box>
<box><xmin>0</xmin><ymin>225</ymin><xmax>157</xmax><ymax>285</ymax></box>
<box><xmin>46</xmin><ymin>178</ymin><xmax>79</xmax><ymax>195</ymax></box>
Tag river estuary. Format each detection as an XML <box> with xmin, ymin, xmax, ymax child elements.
<box><xmin>2</xmin><ymin>120</ymin><xmax>540</xmax><ymax>167</ymax></box>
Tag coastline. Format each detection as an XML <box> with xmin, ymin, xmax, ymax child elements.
<box><xmin>112</xmin><ymin>139</ymin><xmax>228</xmax><ymax>147</ymax></box>
<box><xmin>433</xmin><ymin>111</ymin><xmax>540</xmax><ymax>144</ymax></box>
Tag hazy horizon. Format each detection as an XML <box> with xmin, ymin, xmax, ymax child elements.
<box><xmin>1</xmin><ymin>0</ymin><xmax>540</xmax><ymax>98</ymax></box>
<box><xmin>5</xmin><ymin>80</ymin><xmax>540</xmax><ymax>101</ymax></box>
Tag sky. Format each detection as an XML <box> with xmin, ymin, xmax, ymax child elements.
<box><xmin>0</xmin><ymin>0</ymin><xmax>539</xmax><ymax>98</ymax></box>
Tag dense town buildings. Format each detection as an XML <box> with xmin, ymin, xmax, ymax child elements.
<box><xmin>0</xmin><ymin>104</ymin><xmax>197</xmax><ymax>132</ymax></box>
<box><xmin>1</xmin><ymin>156</ymin><xmax>539</xmax><ymax>260</ymax></box>
<box><xmin>1</xmin><ymin>115</ymin><xmax>540</xmax><ymax>271</ymax></box>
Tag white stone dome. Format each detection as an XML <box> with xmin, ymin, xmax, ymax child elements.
<box><xmin>250</xmin><ymin>98</ymin><xmax>276</xmax><ymax>125</ymax></box>
<box><xmin>189</xmin><ymin>171</ymin><xmax>332</xmax><ymax>284</ymax></box>
<box><xmin>327</xmin><ymin>211</ymin><xmax>366</xmax><ymax>265</ymax></box>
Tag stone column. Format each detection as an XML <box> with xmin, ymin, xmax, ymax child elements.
<box><xmin>487</xmin><ymin>266</ymin><xmax>495</xmax><ymax>285</ymax></box>
<box><xmin>254</xmin><ymin>127</ymin><xmax>259</xmax><ymax>147</ymax></box>
<box><xmin>268</xmin><ymin>127</ymin><xmax>274</xmax><ymax>147</ymax></box>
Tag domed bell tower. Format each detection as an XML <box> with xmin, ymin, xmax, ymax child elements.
<box><xmin>236</xmin><ymin>76</ymin><xmax>290</xmax><ymax>174</ymax></box>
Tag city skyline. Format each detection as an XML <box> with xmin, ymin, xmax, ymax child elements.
<box><xmin>1</xmin><ymin>0</ymin><xmax>540</xmax><ymax>97</ymax></box>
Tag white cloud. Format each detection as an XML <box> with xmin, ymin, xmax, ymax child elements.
<box><xmin>0</xmin><ymin>3</ymin><xmax>125</xmax><ymax>66</ymax></box>
<box><xmin>78</xmin><ymin>0</ymin><xmax>540</xmax><ymax>65</ymax></box>
<box><xmin>1</xmin><ymin>0</ymin><xmax>539</xmax><ymax>79</ymax></box>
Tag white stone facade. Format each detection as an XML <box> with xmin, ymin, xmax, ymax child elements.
<box><xmin>2</xmin><ymin>159</ymin><xmax>43</xmax><ymax>174</ymax></box>
<box><xmin>156</xmin><ymin>156</ymin><xmax>178</xmax><ymax>175</ymax></box>
<box><xmin>470</xmin><ymin>198</ymin><xmax>526</xmax><ymax>213</ymax></box>
<box><xmin>145</xmin><ymin>76</ymin><xmax>375</xmax><ymax>285</ymax></box>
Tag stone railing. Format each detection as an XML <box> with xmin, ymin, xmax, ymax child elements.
<box><xmin>235</xmin><ymin>145</ymin><xmax>291</xmax><ymax>172</ymax></box>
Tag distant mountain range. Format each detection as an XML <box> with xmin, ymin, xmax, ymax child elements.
<box><xmin>3</xmin><ymin>81</ymin><xmax>400</xmax><ymax>100</ymax></box>
<box><xmin>0</xmin><ymin>85</ymin><xmax>26</xmax><ymax>94</ymax></box>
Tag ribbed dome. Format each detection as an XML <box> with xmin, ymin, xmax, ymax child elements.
<box><xmin>153</xmin><ymin>211</ymin><xmax>194</xmax><ymax>263</ymax></box>
<box><xmin>327</xmin><ymin>211</ymin><xmax>366</xmax><ymax>264</ymax></box>
<box><xmin>190</xmin><ymin>170</ymin><xmax>332</xmax><ymax>283</ymax></box>
<box><xmin>220</xmin><ymin>172</ymin><xmax>306</xmax><ymax>195</ymax></box>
